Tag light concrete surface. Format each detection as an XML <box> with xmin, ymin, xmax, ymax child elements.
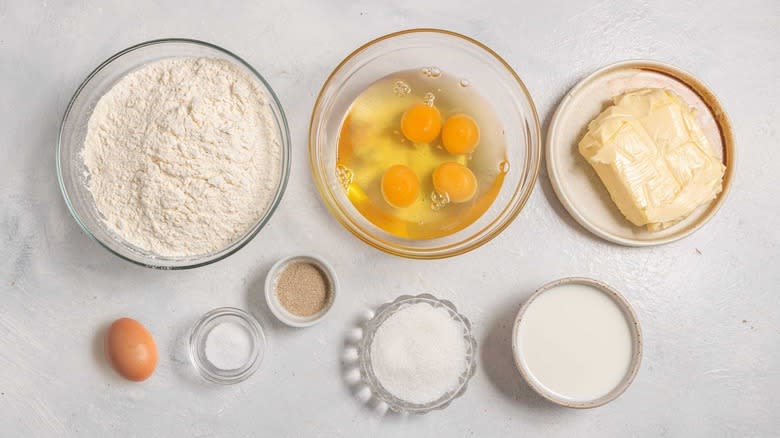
<box><xmin>1</xmin><ymin>0</ymin><xmax>778</xmax><ymax>436</ymax></box>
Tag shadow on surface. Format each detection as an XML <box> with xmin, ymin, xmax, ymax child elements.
<box><xmin>538</xmin><ymin>91</ymin><xmax>592</xmax><ymax>238</ymax></box>
<box><xmin>336</xmin><ymin>308</ymin><xmax>426</xmax><ymax>424</ymax></box>
<box><xmin>167</xmin><ymin>314</ymin><xmax>222</xmax><ymax>390</ymax></box>
<box><xmin>91</xmin><ymin>321</ymin><xmax>115</xmax><ymax>379</ymax></box>
<box><xmin>479</xmin><ymin>296</ymin><xmax>565</xmax><ymax>413</ymax></box>
<box><xmin>245</xmin><ymin>259</ymin><xmax>297</xmax><ymax>336</ymax></box>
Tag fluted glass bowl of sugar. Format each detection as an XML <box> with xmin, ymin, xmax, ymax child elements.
<box><xmin>357</xmin><ymin>294</ymin><xmax>477</xmax><ymax>414</ymax></box>
<box><xmin>57</xmin><ymin>39</ymin><xmax>290</xmax><ymax>269</ymax></box>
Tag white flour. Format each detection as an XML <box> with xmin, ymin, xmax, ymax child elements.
<box><xmin>83</xmin><ymin>57</ymin><xmax>282</xmax><ymax>257</ymax></box>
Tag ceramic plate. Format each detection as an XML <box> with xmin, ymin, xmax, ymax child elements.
<box><xmin>546</xmin><ymin>60</ymin><xmax>735</xmax><ymax>246</ymax></box>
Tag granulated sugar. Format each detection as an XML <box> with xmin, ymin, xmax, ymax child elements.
<box><xmin>369</xmin><ymin>302</ymin><xmax>467</xmax><ymax>404</ymax></box>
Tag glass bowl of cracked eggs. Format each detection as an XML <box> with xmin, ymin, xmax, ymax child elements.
<box><xmin>309</xmin><ymin>29</ymin><xmax>542</xmax><ymax>259</ymax></box>
<box><xmin>57</xmin><ymin>39</ymin><xmax>290</xmax><ymax>269</ymax></box>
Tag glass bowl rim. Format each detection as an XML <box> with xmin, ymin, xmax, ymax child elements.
<box><xmin>56</xmin><ymin>37</ymin><xmax>291</xmax><ymax>269</ymax></box>
<box><xmin>308</xmin><ymin>28</ymin><xmax>541</xmax><ymax>259</ymax></box>
<box><xmin>357</xmin><ymin>293</ymin><xmax>478</xmax><ymax>414</ymax></box>
<box><xmin>188</xmin><ymin>306</ymin><xmax>266</xmax><ymax>385</ymax></box>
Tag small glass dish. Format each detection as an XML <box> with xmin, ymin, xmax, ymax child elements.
<box><xmin>357</xmin><ymin>294</ymin><xmax>477</xmax><ymax>414</ymax></box>
<box><xmin>57</xmin><ymin>39</ymin><xmax>290</xmax><ymax>269</ymax></box>
<box><xmin>189</xmin><ymin>307</ymin><xmax>266</xmax><ymax>385</ymax></box>
<box><xmin>309</xmin><ymin>29</ymin><xmax>541</xmax><ymax>259</ymax></box>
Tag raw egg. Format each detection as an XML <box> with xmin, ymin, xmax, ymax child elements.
<box><xmin>433</xmin><ymin>162</ymin><xmax>478</xmax><ymax>203</ymax></box>
<box><xmin>442</xmin><ymin>113</ymin><xmax>480</xmax><ymax>155</ymax></box>
<box><xmin>400</xmin><ymin>103</ymin><xmax>441</xmax><ymax>143</ymax></box>
<box><xmin>381</xmin><ymin>164</ymin><xmax>420</xmax><ymax>208</ymax></box>
<box><xmin>105</xmin><ymin>317</ymin><xmax>158</xmax><ymax>381</ymax></box>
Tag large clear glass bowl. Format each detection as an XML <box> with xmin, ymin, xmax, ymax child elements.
<box><xmin>57</xmin><ymin>39</ymin><xmax>290</xmax><ymax>269</ymax></box>
<box><xmin>357</xmin><ymin>293</ymin><xmax>477</xmax><ymax>414</ymax></box>
<box><xmin>309</xmin><ymin>29</ymin><xmax>541</xmax><ymax>259</ymax></box>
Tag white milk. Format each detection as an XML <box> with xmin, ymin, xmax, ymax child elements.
<box><xmin>515</xmin><ymin>283</ymin><xmax>634</xmax><ymax>402</ymax></box>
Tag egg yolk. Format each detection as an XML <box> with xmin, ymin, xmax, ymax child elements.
<box><xmin>381</xmin><ymin>165</ymin><xmax>420</xmax><ymax>208</ymax></box>
<box><xmin>441</xmin><ymin>113</ymin><xmax>480</xmax><ymax>155</ymax></box>
<box><xmin>400</xmin><ymin>103</ymin><xmax>442</xmax><ymax>143</ymax></box>
<box><xmin>432</xmin><ymin>162</ymin><xmax>478</xmax><ymax>203</ymax></box>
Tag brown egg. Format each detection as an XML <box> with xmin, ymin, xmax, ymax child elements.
<box><xmin>105</xmin><ymin>317</ymin><xmax>158</xmax><ymax>381</ymax></box>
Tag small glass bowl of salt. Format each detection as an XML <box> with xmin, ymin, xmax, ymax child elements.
<box><xmin>189</xmin><ymin>307</ymin><xmax>265</xmax><ymax>384</ymax></box>
<box><xmin>357</xmin><ymin>294</ymin><xmax>477</xmax><ymax>414</ymax></box>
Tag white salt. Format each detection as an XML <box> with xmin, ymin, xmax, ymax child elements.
<box><xmin>369</xmin><ymin>302</ymin><xmax>467</xmax><ymax>404</ymax></box>
<box><xmin>205</xmin><ymin>322</ymin><xmax>252</xmax><ymax>370</ymax></box>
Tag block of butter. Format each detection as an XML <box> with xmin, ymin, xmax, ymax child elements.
<box><xmin>579</xmin><ymin>88</ymin><xmax>726</xmax><ymax>231</ymax></box>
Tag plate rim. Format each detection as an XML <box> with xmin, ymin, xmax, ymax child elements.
<box><xmin>545</xmin><ymin>59</ymin><xmax>736</xmax><ymax>247</ymax></box>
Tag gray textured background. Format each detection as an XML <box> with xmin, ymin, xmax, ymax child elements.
<box><xmin>1</xmin><ymin>0</ymin><xmax>778</xmax><ymax>436</ymax></box>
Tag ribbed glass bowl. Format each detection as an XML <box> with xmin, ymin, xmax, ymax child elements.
<box><xmin>309</xmin><ymin>29</ymin><xmax>541</xmax><ymax>259</ymax></box>
<box><xmin>357</xmin><ymin>294</ymin><xmax>477</xmax><ymax>414</ymax></box>
<box><xmin>57</xmin><ymin>39</ymin><xmax>290</xmax><ymax>269</ymax></box>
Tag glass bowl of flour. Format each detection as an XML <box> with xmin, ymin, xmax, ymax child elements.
<box><xmin>57</xmin><ymin>39</ymin><xmax>290</xmax><ymax>269</ymax></box>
